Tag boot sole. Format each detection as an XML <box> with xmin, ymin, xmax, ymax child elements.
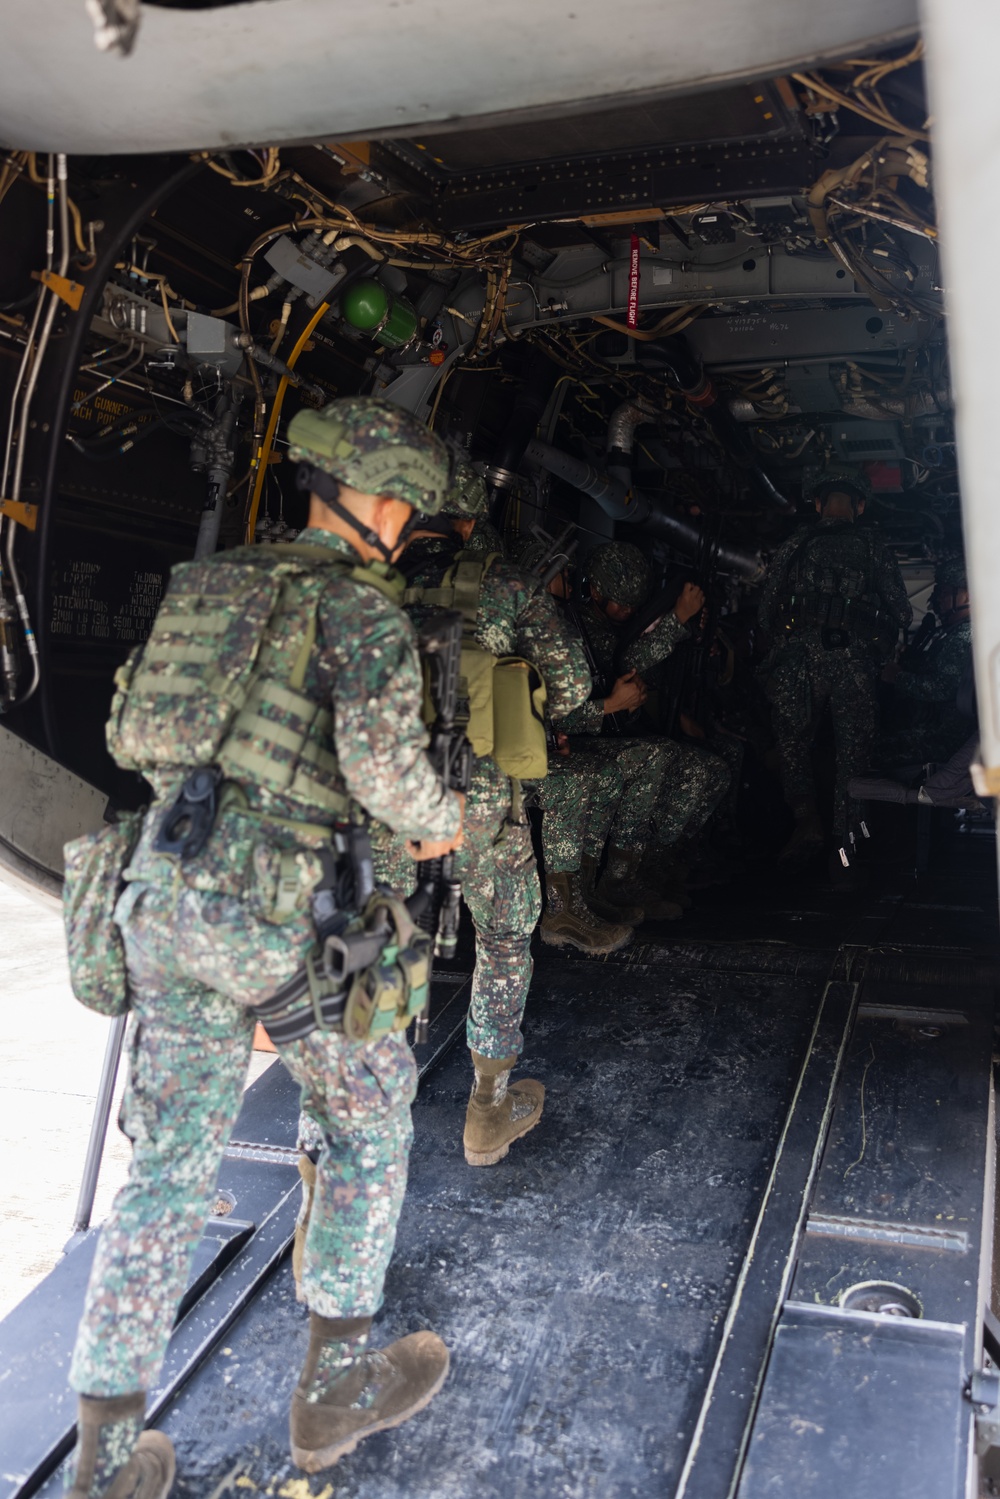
<box><xmin>464</xmin><ymin>1085</ymin><xmax>545</xmax><ymax>1166</ymax></box>
<box><xmin>290</xmin><ymin>1352</ymin><xmax>450</xmax><ymax>1473</ymax></box>
<box><xmin>539</xmin><ymin>926</ymin><xmax>632</xmax><ymax>955</ymax></box>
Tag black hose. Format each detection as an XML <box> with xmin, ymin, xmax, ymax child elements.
<box><xmin>485</xmin><ymin>347</ymin><xmax>560</xmax><ymax>523</ymax></box>
<box><xmin>67</xmin><ymin>416</ymin><xmax>200</xmax><ymax>461</ymax></box>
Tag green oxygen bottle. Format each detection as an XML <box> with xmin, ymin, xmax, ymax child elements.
<box><xmin>341</xmin><ymin>280</ymin><xmax>418</xmax><ymax>350</ymax></box>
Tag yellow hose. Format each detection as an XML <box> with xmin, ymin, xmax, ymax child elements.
<box><xmin>244</xmin><ymin>300</ymin><xmax>330</xmax><ymax>543</ymax></box>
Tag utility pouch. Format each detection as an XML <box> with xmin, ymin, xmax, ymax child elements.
<box><xmin>62</xmin><ymin>812</ymin><xmax>144</xmax><ymax>1016</ymax></box>
<box><xmin>458</xmin><ymin>645</ymin><xmax>497</xmax><ymax>757</ymax></box>
<box><xmin>821</xmin><ymin>626</ymin><xmax>851</xmax><ymax>651</ymax></box>
<box><xmin>341</xmin><ymin>894</ymin><xmax>432</xmax><ymax>1042</ymax></box>
<box><xmin>491</xmin><ymin>657</ymin><xmax>549</xmax><ymax>779</ymax></box>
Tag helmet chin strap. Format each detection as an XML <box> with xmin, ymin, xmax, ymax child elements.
<box><xmin>296</xmin><ymin>464</ymin><xmax>399</xmax><ymax>564</ymax></box>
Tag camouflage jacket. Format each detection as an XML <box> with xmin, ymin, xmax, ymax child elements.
<box><xmin>894</xmin><ymin>619</ymin><xmax>973</xmax><ymax>705</ymax></box>
<box><xmin>463</xmin><ymin>518</ymin><xmax>506</xmax><ymax>557</ymax></box>
<box><xmin>128</xmin><ymin>528</ymin><xmax>460</xmax><ymax>859</ymax></box>
<box><xmin>398</xmin><ymin>536</ymin><xmax>592</xmax><ymax>809</ymax></box>
<box><xmin>758</xmin><ymin>519</ymin><xmax>911</xmax><ymax>648</ymax></box>
<box><xmin>556</xmin><ymin>597</ymin><xmax>688</xmax><ymax>734</ymax></box>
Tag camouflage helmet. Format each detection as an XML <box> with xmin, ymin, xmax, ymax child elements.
<box><xmin>512</xmin><ymin>534</ymin><xmax>575</xmax><ymax>581</ymax></box>
<box><xmin>510</xmin><ymin>537</ymin><xmax>551</xmax><ymax>575</ymax></box>
<box><xmin>287</xmin><ymin>396</ymin><xmax>452</xmax><ymax>513</ymax></box>
<box><xmin>805</xmin><ymin>466</ymin><xmax>872</xmax><ymax>508</ymax></box>
<box><xmin>586</xmin><ymin>541</ymin><xmax>652</xmax><ymax>607</ymax></box>
<box><xmin>935</xmin><ymin>551</ymin><xmax>968</xmax><ymax>593</ymax></box>
<box><xmin>441</xmin><ymin>459</ymin><xmax>489</xmax><ymax>519</ymax></box>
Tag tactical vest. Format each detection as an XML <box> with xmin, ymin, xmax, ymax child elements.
<box><xmin>403</xmin><ymin>550</ymin><xmax>549</xmax><ymax>780</ymax></box>
<box><xmin>107</xmin><ymin>542</ymin><xmax>404</xmax><ymax>819</ymax></box>
<box><xmin>776</xmin><ymin>524</ymin><xmax>890</xmax><ymax>651</ymax></box>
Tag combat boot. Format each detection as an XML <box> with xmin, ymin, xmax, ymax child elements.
<box><xmin>290</xmin><ymin>1314</ymin><xmax>449</xmax><ymax>1472</ymax></box>
<box><xmin>67</xmin><ymin>1394</ymin><xmax>174</xmax><ymax>1499</ymax></box>
<box><xmin>463</xmin><ymin>1052</ymin><xmax>545</xmax><ymax>1166</ymax></box>
<box><xmin>539</xmin><ymin>869</ymin><xmax>634</xmax><ymax>954</ymax></box>
<box><xmin>579</xmin><ymin>852</ymin><xmax>645</xmax><ymax>925</ymax></box>
<box><xmin>779</xmin><ymin>800</ymin><xmax>824</xmax><ymax>866</ymax></box>
<box><xmin>597</xmin><ymin>844</ymin><xmax>683</xmax><ymax>922</ymax></box>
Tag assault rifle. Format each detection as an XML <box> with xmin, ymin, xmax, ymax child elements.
<box><xmin>523</xmin><ymin>521</ymin><xmax>579</xmax><ymax>589</ymax></box>
<box><xmin>408</xmin><ymin>609</ymin><xmax>474</xmax><ymax>1042</ymax></box>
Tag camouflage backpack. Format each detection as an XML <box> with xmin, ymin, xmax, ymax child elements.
<box><xmin>106</xmin><ymin>543</ymin><xmax>403</xmax><ymax>814</ymax></box>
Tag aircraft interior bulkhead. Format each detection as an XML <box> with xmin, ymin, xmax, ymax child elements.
<box><xmin>1</xmin><ymin>15</ymin><xmax>999</xmax><ymax>1499</ymax></box>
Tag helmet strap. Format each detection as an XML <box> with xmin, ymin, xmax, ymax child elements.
<box><xmin>296</xmin><ymin>464</ymin><xmax>396</xmax><ymax>563</ymax></box>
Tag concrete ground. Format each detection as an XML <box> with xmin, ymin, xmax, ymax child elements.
<box><xmin>0</xmin><ymin>872</ymin><xmax>274</xmax><ymax>1324</ymax></box>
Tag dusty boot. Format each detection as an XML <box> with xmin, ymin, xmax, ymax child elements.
<box><xmin>67</xmin><ymin>1394</ymin><xmax>174</xmax><ymax>1499</ymax></box>
<box><xmin>539</xmin><ymin>870</ymin><xmax>633</xmax><ymax>954</ymax></box>
<box><xmin>292</xmin><ymin>1151</ymin><xmax>317</xmax><ymax>1301</ymax></box>
<box><xmin>597</xmin><ymin>844</ymin><xmax>683</xmax><ymax>922</ymax></box>
<box><xmin>290</xmin><ymin>1313</ymin><xmax>448</xmax><ymax>1473</ymax></box>
<box><xmin>579</xmin><ymin>852</ymin><xmax>645</xmax><ymax>925</ymax></box>
<box><xmin>778</xmin><ymin>801</ymin><xmax>824</xmax><ymax>866</ymax></box>
<box><xmin>463</xmin><ymin>1052</ymin><xmax>545</xmax><ymax>1166</ymax></box>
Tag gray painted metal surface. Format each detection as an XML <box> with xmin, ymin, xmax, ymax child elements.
<box><xmin>921</xmin><ymin>1</ymin><xmax>1000</xmax><ymax>899</ymax></box>
<box><xmin>0</xmin><ymin>0</ymin><xmax>917</xmax><ymax>155</ymax></box>
<box><xmin>0</xmin><ymin>726</ymin><xmax>107</xmax><ymax>896</ymax></box>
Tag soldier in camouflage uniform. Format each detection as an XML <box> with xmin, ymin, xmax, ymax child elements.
<box><xmin>505</xmin><ymin>537</ymin><xmax>647</xmax><ymax>947</ymax></box>
<box><xmin>441</xmin><ymin>459</ymin><xmax>506</xmax><ymax>557</ymax></box>
<box><xmin>351</xmin><ymin>466</ymin><xmax>596</xmax><ymax>1168</ymax></box>
<box><xmin>64</xmin><ymin>399</ymin><xmax>466</xmax><ymax>1498</ymax></box>
<box><xmin>547</xmin><ymin>541</ymin><xmax>730</xmax><ymax>918</ymax></box>
<box><xmin>879</xmin><ymin>553</ymin><xmax>974</xmax><ymax>770</ymax></box>
<box><xmin>758</xmin><ymin>467</ymin><xmax>911</xmax><ymax>862</ymax></box>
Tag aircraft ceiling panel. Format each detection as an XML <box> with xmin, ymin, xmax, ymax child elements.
<box><xmin>0</xmin><ymin>0</ymin><xmax>918</xmax><ymax>155</ymax></box>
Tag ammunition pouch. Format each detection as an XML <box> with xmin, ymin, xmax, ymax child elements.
<box><xmin>251</xmin><ymin>892</ymin><xmax>431</xmax><ymax>1046</ymax></box>
<box><xmin>63</xmin><ymin>812</ymin><xmax>144</xmax><ymax>1016</ymax></box>
<box><xmin>126</xmin><ymin>789</ymin><xmax>342</xmax><ymax>926</ymax></box>
<box><xmin>779</xmin><ymin>591</ymin><xmax>887</xmax><ymax>654</ymax></box>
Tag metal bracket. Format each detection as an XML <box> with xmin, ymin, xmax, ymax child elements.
<box><xmin>966</xmin><ymin>1312</ymin><xmax>1000</xmax><ymax>1455</ymax></box>
<box><xmin>31</xmin><ymin>269</ymin><xmax>85</xmax><ymax>311</ymax></box>
<box><xmin>0</xmin><ymin>498</ymin><xmax>38</xmax><ymax>530</ymax></box>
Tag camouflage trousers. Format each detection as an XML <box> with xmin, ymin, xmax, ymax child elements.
<box><xmin>70</xmin><ymin>879</ymin><xmax>416</xmax><ymax>1399</ymax></box>
<box><xmin>763</xmin><ymin>638</ymin><xmax>877</xmax><ymax>839</ymax></box>
<box><xmin>374</xmin><ymin>781</ymin><xmax>540</xmax><ymax>1061</ymax></box>
<box><xmin>537</xmin><ymin>752</ymin><xmax>624</xmax><ymax>873</ymax></box>
<box><xmin>542</xmin><ymin>735</ymin><xmax>730</xmax><ymax>868</ymax></box>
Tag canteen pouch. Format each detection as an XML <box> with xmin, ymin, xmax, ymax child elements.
<box><xmin>491</xmin><ymin>657</ymin><xmax>549</xmax><ymax>779</ymax></box>
<box><xmin>62</xmin><ymin>812</ymin><xmax>144</xmax><ymax>1016</ymax></box>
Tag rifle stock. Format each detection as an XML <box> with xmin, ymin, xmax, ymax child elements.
<box><xmin>408</xmin><ymin>609</ymin><xmax>474</xmax><ymax>1042</ymax></box>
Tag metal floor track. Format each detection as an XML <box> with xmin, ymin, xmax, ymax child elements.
<box><xmin>5</xmin><ymin>839</ymin><xmax>999</xmax><ymax>1499</ymax></box>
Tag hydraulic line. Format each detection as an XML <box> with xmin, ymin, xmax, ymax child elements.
<box><xmin>1</xmin><ymin>153</ymin><xmax>69</xmax><ymax>708</ymax></box>
<box><xmin>244</xmin><ymin>299</ymin><xmax>330</xmax><ymax>544</ymax></box>
<box><xmin>30</xmin><ymin>157</ymin><xmax>201</xmax><ymax>757</ymax></box>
